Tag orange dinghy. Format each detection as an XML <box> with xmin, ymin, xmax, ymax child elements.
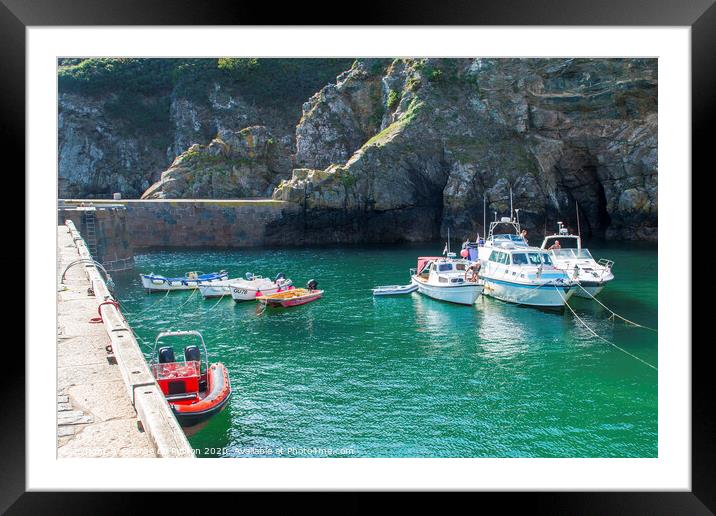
<box><xmin>150</xmin><ymin>330</ymin><xmax>231</xmax><ymax>427</ymax></box>
<box><xmin>257</xmin><ymin>280</ymin><xmax>323</xmax><ymax>308</ymax></box>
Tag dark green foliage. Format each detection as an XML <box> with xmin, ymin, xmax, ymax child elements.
<box><xmin>58</xmin><ymin>58</ymin><xmax>355</xmax><ymax>108</ymax></box>
<box><xmin>386</xmin><ymin>89</ymin><xmax>400</xmax><ymax>110</ymax></box>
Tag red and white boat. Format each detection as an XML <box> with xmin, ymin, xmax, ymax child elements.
<box><xmin>150</xmin><ymin>331</ymin><xmax>231</xmax><ymax>427</ymax></box>
<box><xmin>256</xmin><ymin>280</ymin><xmax>323</xmax><ymax>308</ymax></box>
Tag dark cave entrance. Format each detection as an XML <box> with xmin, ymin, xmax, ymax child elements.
<box><xmin>556</xmin><ymin>156</ymin><xmax>613</xmax><ymax>239</ymax></box>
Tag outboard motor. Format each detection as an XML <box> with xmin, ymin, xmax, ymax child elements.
<box><xmin>184</xmin><ymin>345</ymin><xmax>201</xmax><ymax>363</ymax></box>
<box><xmin>158</xmin><ymin>346</ymin><xmax>175</xmax><ymax>364</ymax></box>
<box><xmin>274</xmin><ymin>272</ymin><xmax>286</xmax><ymax>282</ymax></box>
<box><xmin>306</xmin><ymin>279</ymin><xmax>318</xmax><ymax>291</ymax></box>
<box><xmin>245</xmin><ymin>272</ymin><xmax>254</xmax><ymax>281</ymax></box>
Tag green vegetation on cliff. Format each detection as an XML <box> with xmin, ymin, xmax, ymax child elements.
<box><xmin>58</xmin><ymin>58</ymin><xmax>354</xmax><ymax>107</ymax></box>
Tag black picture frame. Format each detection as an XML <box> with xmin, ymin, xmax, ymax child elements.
<box><xmin>6</xmin><ymin>0</ymin><xmax>709</xmax><ymax>512</ymax></box>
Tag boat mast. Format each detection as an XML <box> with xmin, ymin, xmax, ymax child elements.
<box><xmin>510</xmin><ymin>187</ymin><xmax>514</xmax><ymax>221</ymax></box>
<box><xmin>576</xmin><ymin>200</ymin><xmax>582</xmax><ymax>250</ymax></box>
<box><xmin>482</xmin><ymin>194</ymin><xmax>486</xmax><ymax>240</ymax></box>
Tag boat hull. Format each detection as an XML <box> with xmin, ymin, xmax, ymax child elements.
<box><xmin>171</xmin><ymin>363</ymin><xmax>232</xmax><ymax>427</ymax></box>
<box><xmin>482</xmin><ymin>277</ymin><xmax>575</xmax><ymax>308</ymax></box>
<box><xmin>372</xmin><ymin>284</ymin><xmax>418</xmax><ymax>296</ymax></box>
<box><xmin>231</xmin><ymin>284</ymin><xmax>283</xmax><ymax>302</ymax></box>
<box><xmin>411</xmin><ymin>276</ymin><xmax>482</xmax><ymax>305</ymax></box>
<box><xmin>573</xmin><ymin>280</ymin><xmax>607</xmax><ymax>298</ymax></box>
<box><xmin>141</xmin><ymin>272</ymin><xmax>229</xmax><ymax>292</ymax></box>
<box><xmin>258</xmin><ymin>290</ymin><xmax>323</xmax><ymax>307</ymax></box>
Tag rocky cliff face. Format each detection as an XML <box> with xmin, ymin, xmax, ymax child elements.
<box><xmin>57</xmin><ymin>58</ymin><xmax>353</xmax><ymax>199</ymax></box>
<box><xmin>142</xmin><ymin>126</ymin><xmax>292</xmax><ymax>199</ymax></box>
<box><xmin>59</xmin><ymin>58</ymin><xmax>657</xmax><ymax>241</ymax></box>
<box><xmin>275</xmin><ymin>58</ymin><xmax>657</xmax><ymax>241</ymax></box>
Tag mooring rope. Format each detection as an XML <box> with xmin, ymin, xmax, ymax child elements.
<box><xmin>555</xmin><ymin>287</ymin><xmax>657</xmax><ymax>371</ymax></box>
<box><xmin>576</xmin><ymin>284</ymin><xmax>658</xmax><ymax>332</ymax></box>
<box><xmin>176</xmin><ymin>287</ymin><xmax>199</xmax><ymax>312</ymax></box>
<box><xmin>122</xmin><ymin>288</ymin><xmax>171</xmax><ymax>319</ymax></box>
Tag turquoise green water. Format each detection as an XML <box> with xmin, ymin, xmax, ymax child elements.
<box><xmin>112</xmin><ymin>242</ymin><xmax>658</xmax><ymax>458</ymax></box>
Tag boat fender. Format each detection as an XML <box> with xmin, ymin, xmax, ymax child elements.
<box><xmin>255</xmin><ymin>289</ymin><xmax>261</xmax><ymax>297</ymax></box>
<box><xmin>306</xmin><ymin>279</ymin><xmax>318</xmax><ymax>291</ymax></box>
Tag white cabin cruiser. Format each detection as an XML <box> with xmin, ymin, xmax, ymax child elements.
<box><xmin>540</xmin><ymin>222</ymin><xmax>614</xmax><ymax>298</ymax></box>
<box><xmin>472</xmin><ymin>214</ymin><xmax>577</xmax><ymax>308</ymax></box>
<box><xmin>481</xmin><ymin>246</ymin><xmax>577</xmax><ymax>308</ymax></box>
<box><xmin>410</xmin><ymin>254</ymin><xmax>483</xmax><ymax>305</ymax></box>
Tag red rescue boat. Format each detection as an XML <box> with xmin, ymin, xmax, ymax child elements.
<box><xmin>150</xmin><ymin>330</ymin><xmax>231</xmax><ymax>428</ymax></box>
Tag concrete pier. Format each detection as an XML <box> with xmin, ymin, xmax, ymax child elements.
<box><xmin>57</xmin><ymin>222</ymin><xmax>193</xmax><ymax>458</ymax></box>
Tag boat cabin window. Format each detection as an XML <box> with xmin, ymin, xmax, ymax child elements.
<box><xmin>541</xmin><ymin>253</ymin><xmax>553</xmax><ymax>265</ymax></box>
<box><xmin>455</xmin><ymin>263</ymin><xmax>467</xmax><ymax>271</ymax></box>
<box><xmin>545</xmin><ymin>236</ymin><xmax>579</xmax><ymax>249</ymax></box>
<box><xmin>438</xmin><ymin>263</ymin><xmax>453</xmax><ymax>272</ymax></box>
<box><xmin>527</xmin><ymin>253</ymin><xmax>542</xmax><ymax>265</ymax></box>
<box><xmin>512</xmin><ymin>253</ymin><xmax>529</xmax><ymax>265</ymax></box>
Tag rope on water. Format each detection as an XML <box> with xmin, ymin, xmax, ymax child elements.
<box><xmin>176</xmin><ymin>287</ymin><xmax>199</xmax><ymax>312</ymax></box>
<box><xmin>576</xmin><ymin>284</ymin><xmax>658</xmax><ymax>332</ymax></box>
<box><xmin>122</xmin><ymin>288</ymin><xmax>171</xmax><ymax>319</ymax></box>
<box><xmin>555</xmin><ymin>287</ymin><xmax>658</xmax><ymax>372</ymax></box>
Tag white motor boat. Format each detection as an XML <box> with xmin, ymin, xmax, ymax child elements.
<box><xmin>540</xmin><ymin>222</ymin><xmax>614</xmax><ymax>298</ymax></box>
<box><xmin>480</xmin><ymin>246</ymin><xmax>577</xmax><ymax>308</ymax></box>
<box><xmin>472</xmin><ymin>214</ymin><xmax>577</xmax><ymax>309</ymax></box>
<box><xmin>140</xmin><ymin>270</ymin><xmax>228</xmax><ymax>292</ymax></box>
<box><xmin>220</xmin><ymin>273</ymin><xmax>293</xmax><ymax>302</ymax></box>
<box><xmin>410</xmin><ymin>254</ymin><xmax>483</xmax><ymax>305</ymax></box>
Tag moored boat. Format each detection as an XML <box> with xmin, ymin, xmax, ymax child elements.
<box><xmin>140</xmin><ymin>270</ymin><xmax>228</xmax><ymax>292</ymax></box>
<box><xmin>150</xmin><ymin>330</ymin><xmax>231</xmax><ymax>427</ymax></box>
<box><xmin>410</xmin><ymin>255</ymin><xmax>483</xmax><ymax>305</ymax></box>
<box><xmin>257</xmin><ymin>280</ymin><xmax>323</xmax><ymax>308</ymax></box>
<box><xmin>480</xmin><ymin>246</ymin><xmax>577</xmax><ymax>308</ymax></box>
<box><xmin>540</xmin><ymin>222</ymin><xmax>614</xmax><ymax>298</ymax></box>
<box><xmin>198</xmin><ymin>272</ymin><xmax>293</xmax><ymax>300</ymax></box>
<box><xmin>372</xmin><ymin>284</ymin><xmax>418</xmax><ymax>296</ymax></box>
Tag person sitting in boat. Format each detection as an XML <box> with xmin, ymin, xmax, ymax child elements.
<box><xmin>520</xmin><ymin>229</ymin><xmax>528</xmax><ymax>244</ymax></box>
<box><xmin>548</xmin><ymin>240</ymin><xmax>562</xmax><ymax>250</ymax></box>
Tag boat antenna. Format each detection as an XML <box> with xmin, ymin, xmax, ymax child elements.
<box><xmin>447</xmin><ymin>227</ymin><xmax>451</xmax><ymax>254</ymax></box>
<box><xmin>576</xmin><ymin>200</ymin><xmax>581</xmax><ymax>237</ymax></box>
<box><xmin>510</xmin><ymin>187</ymin><xmax>514</xmax><ymax>221</ymax></box>
<box><xmin>482</xmin><ymin>194</ymin><xmax>486</xmax><ymax>240</ymax></box>
<box><xmin>515</xmin><ymin>208</ymin><xmax>520</xmax><ymax>227</ymax></box>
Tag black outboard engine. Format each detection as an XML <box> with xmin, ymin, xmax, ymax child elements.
<box><xmin>184</xmin><ymin>345</ymin><xmax>201</xmax><ymax>363</ymax></box>
<box><xmin>274</xmin><ymin>272</ymin><xmax>286</xmax><ymax>282</ymax></box>
<box><xmin>158</xmin><ymin>346</ymin><xmax>175</xmax><ymax>364</ymax></box>
<box><xmin>306</xmin><ymin>279</ymin><xmax>318</xmax><ymax>291</ymax></box>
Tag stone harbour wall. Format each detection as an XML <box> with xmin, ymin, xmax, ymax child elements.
<box><xmin>61</xmin><ymin>200</ymin><xmax>304</xmax><ymax>250</ymax></box>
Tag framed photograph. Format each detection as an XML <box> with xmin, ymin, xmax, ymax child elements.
<box><xmin>8</xmin><ymin>0</ymin><xmax>709</xmax><ymax>511</ymax></box>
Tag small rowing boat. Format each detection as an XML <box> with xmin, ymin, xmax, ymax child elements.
<box><xmin>372</xmin><ymin>284</ymin><xmax>418</xmax><ymax>296</ymax></box>
<box><xmin>150</xmin><ymin>330</ymin><xmax>231</xmax><ymax>427</ymax></box>
<box><xmin>140</xmin><ymin>270</ymin><xmax>228</xmax><ymax>292</ymax></box>
<box><xmin>257</xmin><ymin>280</ymin><xmax>323</xmax><ymax>308</ymax></box>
